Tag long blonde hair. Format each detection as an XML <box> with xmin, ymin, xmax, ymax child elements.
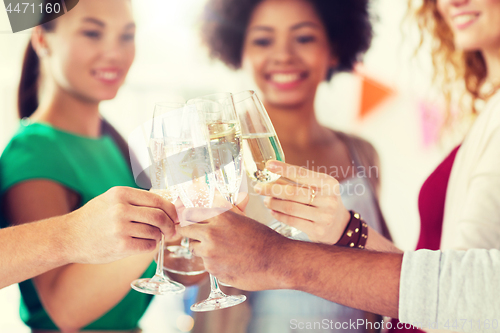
<box><xmin>409</xmin><ymin>0</ymin><xmax>488</xmax><ymax>128</ymax></box>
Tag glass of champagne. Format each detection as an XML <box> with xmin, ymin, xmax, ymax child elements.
<box><xmin>155</xmin><ymin>103</ymin><xmax>207</xmax><ymax>276</ymax></box>
<box><xmin>233</xmin><ymin>90</ymin><xmax>302</xmax><ymax>238</ymax></box>
<box><xmin>130</xmin><ymin>103</ymin><xmax>186</xmax><ymax>295</ymax></box>
<box><xmin>187</xmin><ymin>93</ymin><xmax>247</xmax><ymax>312</ymax></box>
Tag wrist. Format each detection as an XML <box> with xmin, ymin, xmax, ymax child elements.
<box><xmin>335</xmin><ymin>211</ymin><xmax>368</xmax><ymax>249</ymax></box>
<box><xmin>57</xmin><ymin>211</ymin><xmax>81</xmax><ymax>265</ymax></box>
<box><xmin>336</xmin><ymin>209</ymin><xmax>352</xmax><ymax>243</ymax></box>
<box><xmin>276</xmin><ymin>238</ymin><xmax>308</xmax><ymax>290</ymax></box>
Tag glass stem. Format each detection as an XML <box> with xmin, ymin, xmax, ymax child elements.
<box><xmin>228</xmin><ymin>194</ymin><xmax>236</xmax><ymax>205</ymax></box>
<box><xmin>181</xmin><ymin>237</ymin><xmax>190</xmax><ymax>249</ymax></box>
<box><xmin>156</xmin><ymin>233</ymin><xmax>165</xmax><ymax>278</ymax></box>
<box><xmin>209</xmin><ymin>274</ymin><xmax>225</xmax><ymax>297</ymax></box>
<box><xmin>181</xmin><ymin>237</ymin><xmax>193</xmax><ymax>258</ymax></box>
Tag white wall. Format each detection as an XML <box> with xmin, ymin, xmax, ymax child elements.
<box><xmin>0</xmin><ymin>0</ymin><xmax>454</xmax><ymax>331</ymax></box>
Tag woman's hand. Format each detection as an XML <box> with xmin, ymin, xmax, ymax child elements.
<box><xmin>69</xmin><ymin>186</ymin><xmax>179</xmax><ymax>264</ymax></box>
<box><xmin>254</xmin><ymin>161</ymin><xmax>351</xmax><ymax>244</ymax></box>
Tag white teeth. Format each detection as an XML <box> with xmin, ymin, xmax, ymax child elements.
<box><xmin>95</xmin><ymin>71</ymin><xmax>118</xmax><ymax>81</ymax></box>
<box><xmin>271</xmin><ymin>73</ymin><xmax>300</xmax><ymax>84</ymax></box>
<box><xmin>453</xmin><ymin>14</ymin><xmax>478</xmax><ymax>26</ymax></box>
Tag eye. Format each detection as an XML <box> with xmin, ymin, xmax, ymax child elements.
<box><xmin>252</xmin><ymin>38</ymin><xmax>272</xmax><ymax>47</ymax></box>
<box><xmin>296</xmin><ymin>35</ymin><xmax>316</xmax><ymax>44</ymax></box>
<box><xmin>121</xmin><ymin>33</ymin><xmax>135</xmax><ymax>42</ymax></box>
<box><xmin>83</xmin><ymin>30</ymin><xmax>101</xmax><ymax>39</ymax></box>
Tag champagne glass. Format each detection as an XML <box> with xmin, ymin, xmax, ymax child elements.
<box><xmin>233</xmin><ymin>90</ymin><xmax>303</xmax><ymax>238</ymax></box>
<box><xmin>187</xmin><ymin>93</ymin><xmax>247</xmax><ymax>312</ymax></box>
<box><xmin>130</xmin><ymin>103</ymin><xmax>186</xmax><ymax>295</ymax></box>
<box><xmin>189</xmin><ymin>94</ymin><xmax>244</xmax><ymax>204</ymax></box>
<box><xmin>155</xmin><ymin>103</ymin><xmax>207</xmax><ymax>276</ymax></box>
<box><xmin>163</xmin><ymin>104</ymin><xmax>213</xmax><ymax>275</ymax></box>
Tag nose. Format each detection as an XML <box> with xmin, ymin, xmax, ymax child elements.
<box><xmin>444</xmin><ymin>0</ymin><xmax>469</xmax><ymax>6</ymax></box>
<box><xmin>102</xmin><ymin>42</ymin><xmax>121</xmax><ymax>61</ymax></box>
<box><xmin>101</xmin><ymin>36</ymin><xmax>128</xmax><ymax>62</ymax></box>
<box><xmin>270</xmin><ymin>39</ymin><xmax>295</xmax><ymax>64</ymax></box>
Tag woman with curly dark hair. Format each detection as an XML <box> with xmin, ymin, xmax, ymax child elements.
<box><xmin>229</xmin><ymin>0</ymin><xmax>500</xmax><ymax>332</ymax></box>
<box><xmin>194</xmin><ymin>0</ymin><xmax>391</xmax><ymax>332</ymax></box>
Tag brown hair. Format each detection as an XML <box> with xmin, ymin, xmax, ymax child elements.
<box><xmin>201</xmin><ymin>0</ymin><xmax>373</xmax><ymax>80</ymax></box>
<box><xmin>18</xmin><ymin>20</ymin><xmax>56</xmax><ymax>119</ymax></box>
<box><xmin>17</xmin><ymin>4</ymin><xmax>132</xmax><ymax>168</ymax></box>
<box><xmin>410</xmin><ymin>0</ymin><xmax>487</xmax><ymax>126</ymax></box>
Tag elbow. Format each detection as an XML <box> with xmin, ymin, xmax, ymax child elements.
<box><xmin>52</xmin><ymin>317</ymin><xmax>86</xmax><ymax>333</ymax></box>
<box><xmin>56</xmin><ymin>324</ymin><xmax>83</xmax><ymax>333</ymax></box>
<box><xmin>44</xmin><ymin>304</ymin><xmax>88</xmax><ymax>332</ymax></box>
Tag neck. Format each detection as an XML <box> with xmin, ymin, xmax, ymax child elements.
<box><xmin>31</xmin><ymin>82</ymin><xmax>102</xmax><ymax>138</ymax></box>
<box><xmin>264</xmin><ymin>98</ymin><xmax>327</xmax><ymax>149</ymax></box>
<box><xmin>482</xmin><ymin>48</ymin><xmax>500</xmax><ymax>83</ymax></box>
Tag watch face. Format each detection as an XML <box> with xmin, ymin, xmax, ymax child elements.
<box><xmin>4</xmin><ymin>0</ymin><xmax>80</xmax><ymax>33</ymax></box>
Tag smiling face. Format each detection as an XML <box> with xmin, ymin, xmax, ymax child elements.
<box><xmin>437</xmin><ymin>0</ymin><xmax>500</xmax><ymax>52</ymax></box>
<box><xmin>40</xmin><ymin>0</ymin><xmax>135</xmax><ymax>103</ymax></box>
<box><xmin>241</xmin><ymin>0</ymin><xmax>337</xmax><ymax>109</ymax></box>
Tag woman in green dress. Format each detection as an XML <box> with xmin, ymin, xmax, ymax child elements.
<box><xmin>0</xmin><ymin>0</ymin><xmax>172</xmax><ymax>331</ymax></box>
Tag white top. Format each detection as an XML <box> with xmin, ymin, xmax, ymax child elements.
<box><xmin>441</xmin><ymin>91</ymin><xmax>500</xmax><ymax>250</ymax></box>
<box><xmin>399</xmin><ymin>92</ymin><xmax>500</xmax><ymax>332</ymax></box>
<box><xmin>399</xmin><ymin>249</ymin><xmax>500</xmax><ymax>333</ymax></box>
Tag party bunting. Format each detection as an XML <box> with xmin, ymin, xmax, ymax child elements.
<box><xmin>418</xmin><ymin>101</ymin><xmax>445</xmax><ymax>148</ymax></box>
<box><xmin>358</xmin><ymin>74</ymin><xmax>395</xmax><ymax>120</ymax></box>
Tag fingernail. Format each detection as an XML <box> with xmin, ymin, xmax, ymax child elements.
<box><xmin>267</xmin><ymin>160</ymin><xmax>279</xmax><ymax>170</ymax></box>
<box><xmin>263</xmin><ymin>197</ymin><xmax>270</xmax><ymax>206</ymax></box>
<box><xmin>254</xmin><ymin>183</ymin><xmax>263</xmax><ymax>192</ymax></box>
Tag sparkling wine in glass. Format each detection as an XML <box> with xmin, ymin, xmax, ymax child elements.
<box><xmin>233</xmin><ymin>90</ymin><xmax>302</xmax><ymax>238</ymax></box>
<box><xmin>130</xmin><ymin>104</ymin><xmax>186</xmax><ymax>295</ymax></box>
<box><xmin>158</xmin><ymin>103</ymin><xmax>208</xmax><ymax>276</ymax></box>
<box><xmin>186</xmin><ymin>93</ymin><xmax>247</xmax><ymax>312</ymax></box>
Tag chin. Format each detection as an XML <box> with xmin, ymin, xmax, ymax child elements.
<box><xmin>267</xmin><ymin>97</ymin><xmax>306</xmax><ymax>109</ymax></box>
<box><xmin>454</xmin><ymin>36</ymin><xmax>488</xmax><ymax>51</ymax></box>
<box><xmin>266</xmin><ymin>91</ymin><xmax>308</xmax><ymax>107</ymax></box>
<box><xmin>95</xmin><ymin>89</ymin><xmax>120</xmax><ymax>101</ymax></box>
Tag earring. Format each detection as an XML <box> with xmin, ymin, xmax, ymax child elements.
<box><xmin>39</xmin><ymin>48</ymin><xmax>49</xmax><ymax>57</ymax></box>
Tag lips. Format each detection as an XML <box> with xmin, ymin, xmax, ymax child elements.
<box><xmin>91</xmin><ymin>68</ymin><xmax>122</xmax><ymax>84</ymax></box>
<box><xmin>265</xmin><ymin>72</ymin><xmax>307</xmax><ymax>89</ymax></box>
<box><xmin>452</xmin><ymin>12</ymin><xmax>480</xmax><ymax>29</ymax></box>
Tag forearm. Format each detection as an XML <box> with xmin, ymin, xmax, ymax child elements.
<box><xmin>280</xmin><ymin>240</ymin><xmax>402</xmax><ymax>318</ymax></box>
<box><xmin>0</xmin><ymin>216</ymin><xmax>72</xmax><ymax>289</ymax></box>
<box><xmin>35</xmin><ymin>252</ymin><xmax>154</xmax><ymax>331</ymax></box>
<box><xmin>366</xmin><ymin>227</ymin><xmax>402</xmax><ymax>253</ymax></box>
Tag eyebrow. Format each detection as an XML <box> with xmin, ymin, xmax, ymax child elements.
<box><xmin>82</xmin><ymin>18</ymin><xmax>136</xmax><ymax>29</ymax></box>
<box><xmin>248</xmin><ymin>21</ymin><xmax>321</xmax><ymax>32</ymax></box>
<box><xmin>82</xmin><ymin>17</ymin><xmax>105</xmax><ymax>27</ymax></box>
<box><xmin>291</xmin><ymin>21</ymin><xmax>320</xmax><ymax>30</ymax></box>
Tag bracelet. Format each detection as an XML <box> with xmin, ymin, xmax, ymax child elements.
<box><xmin>335</xmin><ymin>211</ymin><xmax>368</xmax><ymax>249</ymax></box>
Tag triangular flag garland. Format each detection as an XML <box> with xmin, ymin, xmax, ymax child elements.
<box><xmin>357</xmin><ymin>74</ymin><xmax>395</xmax><ymax>120</ymax></box>
<box><xmin>418</xmin><ymin>101</ymin><xmax>445</xmax><ymax>148</ymax></box>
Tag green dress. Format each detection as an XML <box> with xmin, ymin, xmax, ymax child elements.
<box><xmin>0</xmin><ymin>120</ymin><xmax>156</xmax><ymax>331</ymax></box>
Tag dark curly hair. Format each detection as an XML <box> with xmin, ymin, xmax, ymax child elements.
<box><xmin>201</xmin><ymin>0</ymin><xmax>373</xmax><ymax>79</ymax></box>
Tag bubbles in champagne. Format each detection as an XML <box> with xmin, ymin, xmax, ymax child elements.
<box><xmin>242</xmin><ymin>133</ymin><xmax>283</xmax><ymax>183</ymax></box>
<box><xmin>208</xmin><ymin>121</ymin><xmax>243</xmax><ymax>200</ymax></box>
<box><xmin>149</xmin><ymin>188</ymin><xmax>179</xmax><ymax>203</ymax></box>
